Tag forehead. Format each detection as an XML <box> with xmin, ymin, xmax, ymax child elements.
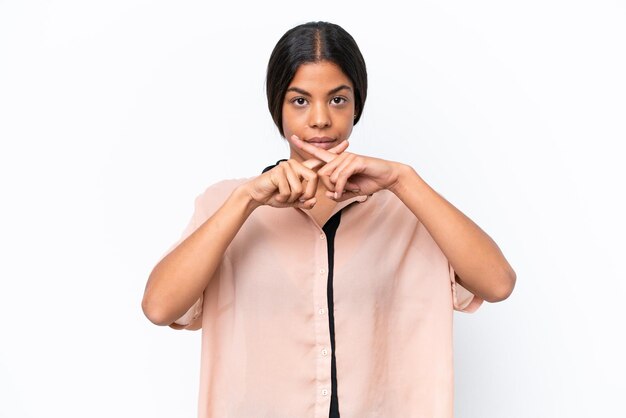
<box><xmin>288</xmin><ymin>61</ymin><xmax>353</xmax><ymax>91</ymax></box>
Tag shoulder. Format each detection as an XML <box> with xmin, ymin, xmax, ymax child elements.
<box><xmin>199</xmin><ymin>177</ymin><xmax>251</xmax><ymax>196</ymax></box>
<box><xmin>362</xmin><ymin>189</ymin><xmax>415</xmax><ymax>218</ymax></box>
<box><xmin>356</xmin><ymin>189</ymin><xmax>429</xmax><ymax>239</ymax></box>
<box><xmin>194</xmin><ymin>177</ymin><xmax>253</xmax><ymax>214</ymax></box>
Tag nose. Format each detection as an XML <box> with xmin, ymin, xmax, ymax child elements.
<box><xmin>308</xmin><ymin>102</ymin><xmax>331</xmax><ymax>129</ymax></box>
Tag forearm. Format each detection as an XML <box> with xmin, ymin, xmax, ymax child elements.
<box><xmin>389</xmin><ymin>164</ymin><xmax>516</xmax><ymax>302</ymax></box>
<box><xmin>142</xmin><ymin>185</ymin><xmax>259</xmax><ymax>325</ymax></box>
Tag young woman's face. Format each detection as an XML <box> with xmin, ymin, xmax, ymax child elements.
<box><xmin>282</xmin><ymin>60</ymin><xmax>356</xmax><ymax>164</ymax></box>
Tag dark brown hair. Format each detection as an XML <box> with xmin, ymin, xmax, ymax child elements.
<box><xmin>265</xmin><ymin>21</ymin><xmax>368</xmax><ymax>138</ymax></box>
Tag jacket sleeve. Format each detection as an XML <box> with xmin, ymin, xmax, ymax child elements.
<box><xmin>158</xmin><ymin>193</ymin><xmax>206</xmax><ymax>328</ymax></box>
<box><xmin>449</xmin><ymin>261</ymin><xmax>483</xmax><ymax>313</ymax></box>
<box><xmin>158</xmin><ymin>179</ymin><xmax>245</xmax><ymax>328</ymax></box>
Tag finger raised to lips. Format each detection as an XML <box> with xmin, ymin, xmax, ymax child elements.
<box><xmin>289</xmin><ymin>135</ymin><xmax>348</xmax><ymax>164</ymax></box>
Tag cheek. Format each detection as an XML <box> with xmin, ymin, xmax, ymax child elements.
<box><xmin>340</xmin><ymin>113</ymin><xmax>354</xmax><ymax>129</ymax></box>
<box><xmin>281</xmin><ymin>116</ymin><xmax>291</xmax><ymax>137</ymax></box>
<box><xmin>343</xmin><ymin>124</ymin><xmax>354</xmax><ymax>139</ymax></box>
<box><xmin>281</xmin><ymin>107</ymin><xmax>303</xmax><ymax>134</ymax></box>
<box><xmin>282</xmin><ymin>104</ymin><xmax>293</xmax><ymax>122</ymax></box>
<box><xmin>281</xmin><ymin>107</ymin><xmax>290</xmax><ymax>134</ymax></box>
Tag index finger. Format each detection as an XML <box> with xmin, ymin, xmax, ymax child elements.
<box><xmin>301</xmin><ymin>138</ymin><xmax>349</xmax><ymax>170</ymax></box>
<box><xmin>289</xmin><ymin>134</ymin><xmax>349</xmax><ymax>164</ymax></box>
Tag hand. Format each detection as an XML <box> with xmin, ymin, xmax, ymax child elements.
<box><xmin>289</xmin><ymin>135</ymin><xmax>403</xmax><ymax>201</ymax></box>
<box><xmin>243</xmin><ymin>139</ymin><xmax>349</xmax><ymax>209</ymax></box>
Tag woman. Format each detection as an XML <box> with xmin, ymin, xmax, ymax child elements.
<box><xmin>142</xmin><ymin>21</ymin><xmax>516</xmax><ymax>418</ymax></box>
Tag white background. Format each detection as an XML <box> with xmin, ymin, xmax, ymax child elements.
<box><xmin>1</xmin><ymin>1</ymin><xmax>624</xmax><ymax>417</ymax></box>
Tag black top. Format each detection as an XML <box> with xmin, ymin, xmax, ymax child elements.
<box><xmin>262</xmin><ymin>160</ymin><xmax>342</xmax><ymax>418</ymax></box>
<box><xmin>323</xmin><ymin>210</ymin><xmax>342</xmax><ymax>418</ymax></box>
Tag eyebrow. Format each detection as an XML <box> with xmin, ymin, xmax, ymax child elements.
<box><xmin>285</xmin><ymin>84</ymin><xmax>352</xmax><ymax>96</ymax></box>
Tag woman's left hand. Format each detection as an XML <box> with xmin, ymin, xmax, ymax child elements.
<box><xmin>289</xmin><ymin>135</ymin><xmax>405</xmax><ymax>201</ymax></box>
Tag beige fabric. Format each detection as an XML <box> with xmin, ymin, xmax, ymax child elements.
<box><xmin>159</xmin><ymin>177</ymin><xmax>482</xmax><ymax>418</ymax></box>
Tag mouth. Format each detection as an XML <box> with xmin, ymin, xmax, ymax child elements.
<box><xmin>306</xmin><ymin>137</ymin><xmax>336</xmax><ymax>150</ymax></box>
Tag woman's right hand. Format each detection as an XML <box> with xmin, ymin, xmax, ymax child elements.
<box><xmin>242</xmin><ymin>139</ymin><xmax>349</xmax><ymax>209</ymax></box>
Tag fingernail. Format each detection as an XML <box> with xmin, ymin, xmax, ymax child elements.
<box><xmin>334</xmin><ymin>192</ymin><xmax>338</xmax><ymax>199</ymax></box>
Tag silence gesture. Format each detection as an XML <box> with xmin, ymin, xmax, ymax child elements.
<box><xmin>244</xmin><ymin>139</ymin><xmax>353</xmax><ymax>209</ymax></box>
<box><xmin>288</xmin><ymin>135</ymin><xmax>403</xmax><ymax>202</ymax></box>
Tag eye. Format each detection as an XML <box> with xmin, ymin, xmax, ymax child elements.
<box><xmin>292</xmin><ymin>97</ymin><xmax>308</xmax><ymax>106</ymax></box>
<box><xmin>332</xmin><ymin>97</ymin><xmax>348</xmax><ymax>105</ymax></box>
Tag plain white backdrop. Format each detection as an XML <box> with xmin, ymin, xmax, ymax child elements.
<box><xmin>1</xmin><ymin>1</ymin><xmax>624</xmax><ymax>417</ymax></box>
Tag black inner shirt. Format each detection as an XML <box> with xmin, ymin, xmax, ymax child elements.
<box><xmin>262</xmin><ymin>160</ymin><xmax>342</xmax><ymax>418</ymax></box>
<box><xmin>323</xmin><ymin>210</ymin><xmax>342</xmax><ymax>418</ymax></box>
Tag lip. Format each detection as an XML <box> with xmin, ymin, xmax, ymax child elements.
<box><xmin>307</xmin><ymin>136</ymin><xmax>335</xmax><ymax>143</ymax></box>
<box><xmin>305</xmin><ymin>137</ymin><xmax>336</xmax><ymax>150</ymax></box>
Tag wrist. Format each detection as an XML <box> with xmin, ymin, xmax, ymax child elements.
<box><xmin>232</xmin><ymin>183</ymin><xmax>262</xmax><ymax>214</ymax></box>
<box><xmin>388</xmin><ymin>163</ymin><xmax>415</xmax><ymax>195</ymax></box>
